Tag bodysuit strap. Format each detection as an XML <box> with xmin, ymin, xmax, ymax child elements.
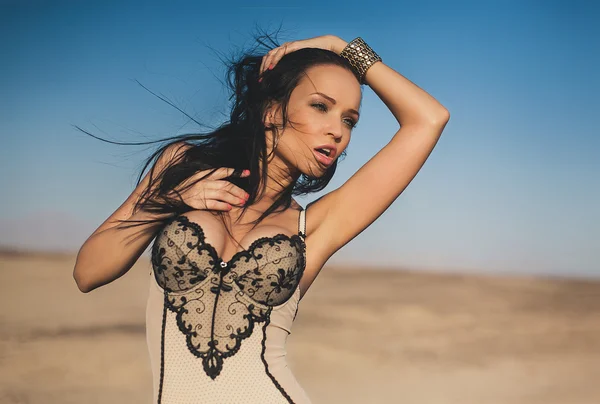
<box><xmin>298</xmin><ymin>207</ymin><xmax>306</xmax><ymax>240</ymax></box>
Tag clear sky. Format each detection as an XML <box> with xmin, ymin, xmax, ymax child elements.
<box><xmin>2</xmin><ymin>0</ymin><xmax>598</xmax><ymax>278</ymax></box>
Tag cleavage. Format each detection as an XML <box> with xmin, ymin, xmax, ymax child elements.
<box><xmin>179</xmin><ymin>210</ymin><xmax>296</xmax><ymax>263</ymax></box>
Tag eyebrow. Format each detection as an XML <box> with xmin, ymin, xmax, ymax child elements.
<box><xmin>311</xmin><ymin>92</ymin><xmax>360</xmax><ymax>117</ymax></box>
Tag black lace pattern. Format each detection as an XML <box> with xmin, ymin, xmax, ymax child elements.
<box><xmin>151</xmin><ymin>215</ymin><xmax>305</xmax><ymax>379</ymax></box>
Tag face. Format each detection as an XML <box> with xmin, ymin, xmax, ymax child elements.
<box><xmin>266</xmin><ymin>64</ymin><xmax>362</xmax><ymax>178</ymax></box>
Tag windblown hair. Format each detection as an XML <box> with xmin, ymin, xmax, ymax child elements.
<box><xmin>76</xmin><ymin>31</ymin><xmax>361</xmax><ymax>242</ymax></box>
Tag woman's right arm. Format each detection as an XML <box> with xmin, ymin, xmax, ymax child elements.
<box><xmin>73</xmin><ymin>142</ymin><xmax>191</xmax><ymax>293</ymax></box>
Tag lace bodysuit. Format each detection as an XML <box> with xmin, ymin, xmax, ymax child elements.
<box><xmin>145</xmin><ymin>208</ymin><xmax>310</xmax><ymax>403</ymax></box>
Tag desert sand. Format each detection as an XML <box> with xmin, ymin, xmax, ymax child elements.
<box><xmin>1</xmin><ymin>250</ymin><xmax>599</xmax><ymax>404</ymax></box>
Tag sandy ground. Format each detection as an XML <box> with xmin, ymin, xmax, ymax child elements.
<box><xmin>1</xmin><ymin>251</ymin><xmax>599</xmax><ymax>404</ymax></box>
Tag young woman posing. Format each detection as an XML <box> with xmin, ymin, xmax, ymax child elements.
<box><xmin>73</xmin><ymin>34</ymin><xmax>449</xmax><ymax>403</ymax></box>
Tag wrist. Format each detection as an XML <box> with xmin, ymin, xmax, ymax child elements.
<box><xmin>330</xmin><ymin>36</ymin><xmax>348</xmax><ymax>55</ymax></box>
<box><xmin>338</xmin><ymin>37</ymin><xmax>382</xmax><ymax>84</ymax></box>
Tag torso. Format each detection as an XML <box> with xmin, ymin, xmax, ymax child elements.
<box><xmin>146</xmin><ymin>201</ymin><xmax>311</xmax><ymax>403</ymax></box>
<box><xmin>174</xmin><ymin>200</ymin><xmax>307</xmax><ymax>296</ymax></box>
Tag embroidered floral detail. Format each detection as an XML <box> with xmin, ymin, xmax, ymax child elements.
<box><xmin>151</xmin><ymin>215</ymin><xmax>305</xmax><ymax>379</ymax></box>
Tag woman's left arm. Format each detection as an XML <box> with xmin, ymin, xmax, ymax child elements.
<box><xmin>305</xmin><ymin>36</ymin><xmax>449</xmax><ymax>281</ymax></box>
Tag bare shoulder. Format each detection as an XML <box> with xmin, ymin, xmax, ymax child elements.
<box><xmin>161</xmin><ymin>141</ymin><xmax>194</xmax><ymax>166</ymax></box>
<box><xmin>89</xmin><ymin>140</ymin><xmax>194</xmax><ymax>238</ymax></box>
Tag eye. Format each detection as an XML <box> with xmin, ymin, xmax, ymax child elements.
<box><xmin>344</xmin><ymin>118</ymin><xmax>358</xmax><ymax>129</ymax></box>
<box><xmin>311</xmin><ymin>102</ymin><xmax>358</xmax><ymax>129</ymax></box>
<box><xmin>311</xmin><ymin>102</ymin><xmax>328</xmax><ymax>112</ymax></box>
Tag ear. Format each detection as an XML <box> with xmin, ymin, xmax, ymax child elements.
<box><xmin>263</xmin><ymin>101</ymin><xmax>282</xmax><ymax>129</ymax></box>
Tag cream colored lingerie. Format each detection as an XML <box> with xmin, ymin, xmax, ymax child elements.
<box><xmin>145</xmin><ymin>208</ymin><xmax>310</xmax><ymax>403</ymax></box>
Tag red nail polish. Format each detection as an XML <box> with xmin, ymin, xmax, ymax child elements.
<box><xmin>258</xmin><ymin>77</ymin><xmax>262</xmax><ymax>83</ymax></box>
<box><xmin>268</xmin><ymin>64</ymin><xmax>273</xmax><ymax>70</ymax></box>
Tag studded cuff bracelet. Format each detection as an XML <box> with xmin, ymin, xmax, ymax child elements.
<box><xmin>339</xmin><ymin>37</ymin><xmax>382</xmax><ymax>84</ymax></box>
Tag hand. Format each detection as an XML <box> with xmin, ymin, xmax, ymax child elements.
<box><xmin>167</xmin><ymin>168</ymin><xmax>250</xmax><ymax>211</ymax></box>
<box><xmin>259</xmin><ymin>35</ymin><xmax>346</xmax><ymax>75</ymax></box>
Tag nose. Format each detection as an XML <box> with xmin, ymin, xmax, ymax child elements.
<box><xmin>326</xmin><ymin>117</ymin><xmax>344</xmax><ymax>142</ymax></box>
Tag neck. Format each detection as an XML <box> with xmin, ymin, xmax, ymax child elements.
<box><xmin>258</xmin><ymin>146</ymin><xmax>300</xmax><ymax>204</ymax></box>
<box><xmin>226</xmin><ymin>152</ymin><xmax>300</xmax><ymax>225</ymax></box>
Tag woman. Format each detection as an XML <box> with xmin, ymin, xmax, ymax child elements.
<box><xmin>73</xmin><ymin>33</ymin><xmax>449</xmax><ymax>403</ymax></box>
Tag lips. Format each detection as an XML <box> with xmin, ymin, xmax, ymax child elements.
<box><xmin>313</xmin><ymin>148</ymin><xmax>334</xmax><ymax>166</ymax></box>
<box><xmin>314</xmin><ymin>144</ymin><xmax>337</xmax><ymax>159</ymax></box>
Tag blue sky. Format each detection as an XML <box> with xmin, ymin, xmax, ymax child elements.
<box><xmin>2</xmin><ymin>0</ymin><xmax>598</xmax><ymax>278</ymax></box>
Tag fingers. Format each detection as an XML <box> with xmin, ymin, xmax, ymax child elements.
<box><xmin>180</xmin><ymin>167</ymin><xmax>229</xmax><ymax>189</ymax></box>
<box><xmin>209</xmin><ymin>190</ymin><xmax>245</xmax><ymax>208</ymax></box>
<box><xmin>259</xmin><ymin>50</ymin><xmax>270</xmax><ymax>75</ymax></box>
<box><xmin>213</xmin><ymin>180</ymin><xmax>250</xmax><ymax>204</ymax></box>
<box><xmin>185</xmin><ymin>185</ymin><xmax>248</xmax><ymax>212</ymax></box>
<box><xmin>202</xmin><ymin>186</ymin><xmax>247</xmax><ymax>209</ymax></box>
<box><xmin>260</xmin><ymin>49</ymin><xmax>276</xmax><ymax>76</ymax></box>
<box><xmin>260</xmin><ymin>42</ymin><xmax>292</xmax><ymax>76</ymax></box>
<box><xmin>174</xmin><ymin>167</ymin><xmax>252</xmax><ymax>211</ymax></box>
<box><xmin>203</xmin><ymin>199</ymin><xmax>234</xmax><ymax>212</ymax></box>
<box><xmin>201</xmin><ymin>179</ymin><xmax>249</xmax><ymax>203</ymax></box>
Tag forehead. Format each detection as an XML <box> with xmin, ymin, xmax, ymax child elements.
<box><xmin>294</xmin><ymin>64</ymin><xmax>362</xmax><ymax>107</ymax></box>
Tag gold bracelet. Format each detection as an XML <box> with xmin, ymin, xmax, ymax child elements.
<box><xmin>339</xmin><ymin>37</ymin><xmax>382</xmax><ymax>84</ymax></box>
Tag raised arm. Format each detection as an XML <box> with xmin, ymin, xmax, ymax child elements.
<box><xmin>303</xmin><ymin>37</ymin><xmax>450</xmax><ymax>292</ymax></box>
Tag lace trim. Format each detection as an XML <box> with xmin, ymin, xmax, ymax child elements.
<box><xmin>151</xmin><ymin>214</ymin><xmax>306</xmax><ymax>379</ymax></box>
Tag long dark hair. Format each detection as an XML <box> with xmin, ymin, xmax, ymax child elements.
<box><xmin>76</xmin><ymin>31</ymin><xmax>361</xmax><ymax>242</ymax></box>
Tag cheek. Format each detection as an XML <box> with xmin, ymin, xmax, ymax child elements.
<box><xmin>283</xmin><ymin>113</ymin><xmax>322</xmax><ymax>145</ymax></box>
<box><xmin>291</xmin><ymin>109</ymin><xmax>320</xmax><ymax>131</ymax></box>
<box><xmin>338</xmin><ymin>135</ymin><xmax>352</xmax><ymax>156</ymax></box>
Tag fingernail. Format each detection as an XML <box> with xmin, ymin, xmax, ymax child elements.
<box><xmin>242</xmin><ymin>169</ymin><xmax>250</xmax><ymax>176</ymax></box>
<box><xmin>268</xmin><ymin>64</ymin><xmax>273</xmax><ymax>70</ymax></box>
<box><xmin>227</xmin><ymin>204</ymin><xmax>232</xmax><ymax>210</ymax></box>
<box><xmin>240</xmin><ymin>198</ymin><xmax>246</xmax><ymax>205</ymax></box>
<box><xmin>258</xmin><ymin>77</ymin><xmax>262</xmax><ymax>83</ymax></box>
